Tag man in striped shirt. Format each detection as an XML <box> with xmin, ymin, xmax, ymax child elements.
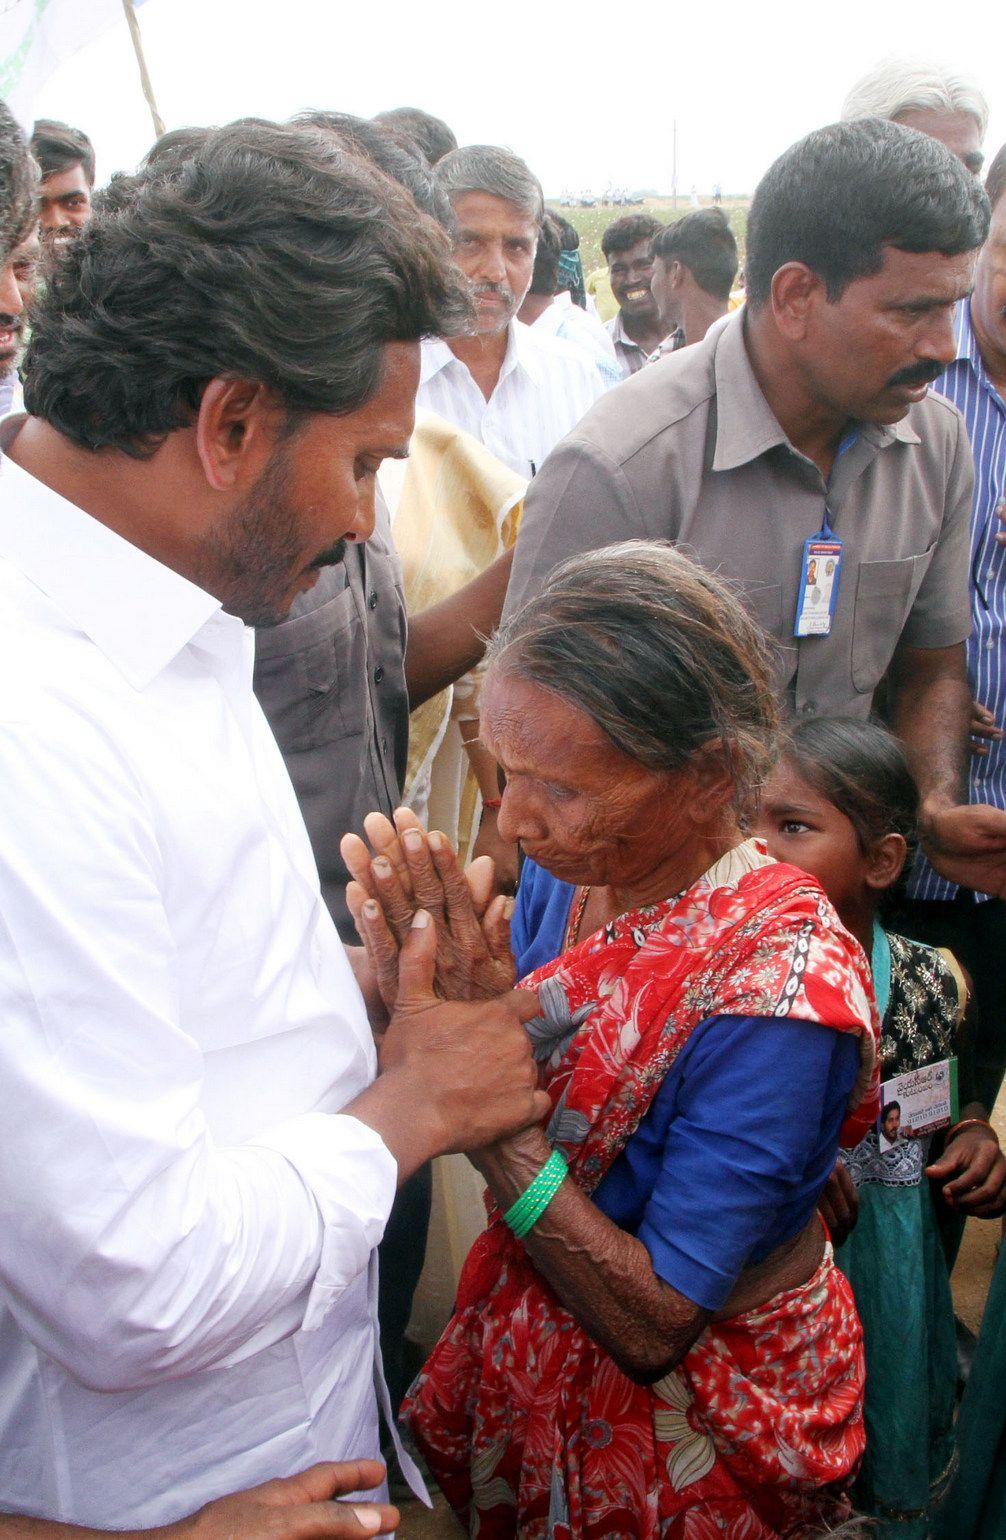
<box><xmin>900</xmin><ymin>146</ymin><xmax>1006</xmax><ymax>1115</ymax></box>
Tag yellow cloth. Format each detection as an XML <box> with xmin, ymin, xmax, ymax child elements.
<box><xmin>390</xmin><ymin>414</ymin><xmax>526</xmax><ymax>859</ymax></box>
<box><xmin>585</xmin><ymin>264</ymin><xmax>618</xmax><ymax>322</ymax></box>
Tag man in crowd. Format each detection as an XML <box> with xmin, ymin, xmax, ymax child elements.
<box><xmin>418</xmin><ymin>144</ymin><xmax>610</xmax><ymax>477</ymax></box>
<box><xmin>373</xmin><ymin>105</ymin><xmax>457</xmax><ymax>165</ymax></box>
<box><xmin>602</xmin><ymin>212</ymin><xmax>666</xmax><ymax>374</ymax></box>
<box><xmin>0</xmin><ymin>117</ymin><xmax>547</xmax><ymax>1529</ymax></box>
<box><xmin>518</xmin><ymin>210</ymin><xmax>620</xmax><ymax>382</ymax></box>
<box><xmin>29</xmin><ymin>117</ymin><xmax>95</xmax><ymax>248</ymax></box>
<box><xmin>506</xmin><ymin>119</ymin><xmax>1006</xmax><ymax>899</ymax></box>
<box><xmin>899</xmin><ymin>146</ymin><xmax>1006</xmax><ymax>1112</ymax></box>
<box><xmin>842</xmin><ymin>57</ymin><xmax>988</xmax><ymax>173</ymax></box>
<box><xmin>648</xmin><ymin>206</ymin><xmax>737</xmax><ymax>355</ymax></box>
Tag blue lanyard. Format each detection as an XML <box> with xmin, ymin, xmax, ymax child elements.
<box><xmin>871</xmin><ymin>921</ymin><xmax>892</xmax><ymax>1020</ymax></box>
<box><xmin>821</xmin><ymin>428</ymin><xmax>860</xmax><ymax>539</ymax></box>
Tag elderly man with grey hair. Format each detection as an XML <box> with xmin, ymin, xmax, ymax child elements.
<box><xmin>418</xmin><ymin>143</ymin><xmax>611</xmax><ymax>479</ymax></box>
<box><xmin>842</xmin><ymin>56</ymin><xmax>989</xmax><ymax>173</ymax></box>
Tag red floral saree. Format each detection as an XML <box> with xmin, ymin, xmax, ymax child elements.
<box><xmin>403</xmin><ymin>845</ymin><xmax>880</xmax><ymax>1538</ymax></box>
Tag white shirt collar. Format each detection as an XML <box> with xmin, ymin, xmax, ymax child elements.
<box><xmin>420</xmin><ymin>320</ymin><xmax>545</xmax><ymax>391</ymax></box>
<box><xmin>0</xmin><ymin>414</ymin><xmax>230</xmax><ymax>691</ymax></box>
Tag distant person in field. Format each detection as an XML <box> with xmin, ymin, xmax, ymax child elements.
<box><xmin>552</xmin><ymin>211</ymin><xmax>589</xmax><ymax>309</ymax></box>
<box><xmin>841</xmin><ymin>56</ymin><xmax>988</xmax><ymax>173</ymax></box>
<box><xmin>648</xmin><ymin>206</ymin><xmax>738</xmax><ymax>356</ymax></box>
<box><xmin>518</xmin><ymin>211</ymin><xmax>620</xmax><ymax>383</ymax></box>
<box><xmin>373</xmin><ymin>106</ymin><xmax>457</xmax><ymax>165</ymax></box>
<box><xmin>601</xmin><ymin>212</ymin><xmax>665</xmax><ymax>375</ymax></box>
<box><xmin>29</xmin><ymin>119</ymin><xmax>94</xmax><ymax>251</ymax></box>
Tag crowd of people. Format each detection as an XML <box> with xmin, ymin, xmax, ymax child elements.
<box><xmin>0</xmin><ymin>49</ymin><xmax>1005</xmax><ymax>1540</ymax></box>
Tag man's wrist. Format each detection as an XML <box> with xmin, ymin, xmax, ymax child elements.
<box><xmin>344</xmin><ymin>1069</ymin><xmax>446</xmax><ymax>1180</ymax></box>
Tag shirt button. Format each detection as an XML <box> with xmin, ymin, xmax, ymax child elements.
<box><xmin>374</xmin><ymin>665</ymin><xmax>385</xmax><ymax>684</ymax></box>
<box><xmin>801</xmin><ymin>700</ymin><xmax>817</xmax><ymax>715</ymax></box>
<box><xmin>988</xmin><ymin>640</ymin><xmax>996</xmax><ymax>651</ymax></box>
<box><xmin>368</xmin><ymin>591</ymin><xmax>379</xmax><ymax>609</ymax></box>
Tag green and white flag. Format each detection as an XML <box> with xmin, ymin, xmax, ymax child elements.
<box><xmin>0</xmin><ymin>0</ymin><xmax>151</xmax><ymax>126</ymax></box>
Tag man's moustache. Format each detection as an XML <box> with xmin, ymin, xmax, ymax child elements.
<box><xmin>472</xmin><ymin>283</ymin><xmax>515</xmax><ymax>306</ymax></box>
<box><xmin>885</xmin><ymin>361</ymin><xmax>944</xmax><ymax>390</ymax></box>
<box><xmin>308</xmin><ymin>538</ymin><xmax>347</xmax><ymax>571</ymax></box>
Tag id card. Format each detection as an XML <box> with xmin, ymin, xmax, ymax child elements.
<box><xmin>794</xmin><ymin>538</ymin><xmax>843</xmax><ymax>637</ymax></box>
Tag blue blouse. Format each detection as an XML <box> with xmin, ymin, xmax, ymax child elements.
<box><xmin>512</xmin><ymin>857</ymin><xmax>860</xmax><ymax>1311</ymax></box>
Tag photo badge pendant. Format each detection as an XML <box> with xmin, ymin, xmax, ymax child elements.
<box><xmin>794</xmin><ymin>537</ymin><xmax>843</xmax><ymax>638</ymax></box>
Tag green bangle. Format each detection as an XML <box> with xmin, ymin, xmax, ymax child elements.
<box><xmin>503</xmin><ymin>1149</ymin><xmax>568</xmax><ymax>1239</ymax></box>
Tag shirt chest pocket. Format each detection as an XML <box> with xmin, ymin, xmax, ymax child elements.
<box><xmin>852</xmin><ymin>552</ymin><xmax>932</xmax><ymax>695</ymax></box>
<box><xmin>254</xmin><ymin>585</ymin><xmax>368</xmax><ymax>752</ymax></box>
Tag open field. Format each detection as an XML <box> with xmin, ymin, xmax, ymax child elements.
<box><xmin>550</xmin><ymin>197</ymin><xmax>751</xmax><ymax>275</ymax></box>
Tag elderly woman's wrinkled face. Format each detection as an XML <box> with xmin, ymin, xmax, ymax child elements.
<box><xmin>481</xmin><ymin>671</ymin><xmax>691</xmax><ymax>890</ymax></box>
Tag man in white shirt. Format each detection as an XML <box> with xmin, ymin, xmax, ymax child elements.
<box><xmin>0</xmin><ymin>117</ymin><xmax>548</xmax><ymax>1530</ymax></box>
<box><xmin>418</xmin><ymin>144</ymin><xmax>610</xmax><ymax>476</ymax></box>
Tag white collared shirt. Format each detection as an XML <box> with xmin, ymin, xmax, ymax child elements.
<box><xmin>418</xmin><ymin>318</ymin><xmax>611</xmax><ymax>477</ymax></box>
<box><xmin>530</xmin><ymin>292</ymin><xmax>621</xmax><ymax>387</ymax></box>
<box><xmin>0</xmin><ymin>421</ymin><xmax>404</xmax><ymax>1528</ymax></box>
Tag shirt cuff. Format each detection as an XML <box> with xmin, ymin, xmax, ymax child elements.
<box><xmin>251</xmin><ymin>1111</ymin><xmax>398</xmax><ymax>1331</ymax></box>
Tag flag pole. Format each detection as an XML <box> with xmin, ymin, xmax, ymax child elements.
<box><xmin>120</xmin><ymin>0</ymin><xmax>165</xmax><ymax>138</ymax></box>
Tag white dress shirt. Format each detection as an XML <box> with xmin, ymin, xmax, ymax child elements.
<box><xmin>530</xmin><ymin>292</ymin><xmax>621</xmax><ymax>386</ymax></box>
<box><xmin>0</xmin><ymin>420</ymin><xmax>411</xmax><ymax>1528</ymax></box>
<box><xmin>418</xmin><ymin>319</ymin><xmax>611</xmax><ymax>477</ymax></box>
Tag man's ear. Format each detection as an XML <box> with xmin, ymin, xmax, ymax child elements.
<box><xmin>770</xmin><ymin>262</ymin><xmax>827</xmax><ymax>342</ymax></box>
<box><xmin>194</xmin><ymin>377</ymin><xmax>279</xmax><ymax>492</ymax></box>
<box><xmin>865</xmin><ymin>832</ymin><xmax>908</xmax><ymax>894</ymax></box>
<box><xmin>670</xmin><ymin>260</ymin><xmax>686</xmax><ymax>291</ymax></box>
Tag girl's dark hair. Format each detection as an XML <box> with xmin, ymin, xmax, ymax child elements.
<box><xmin>781</xmin><ymin>716</ymin><xmax>920</xmax><ymax>872</ymax></box>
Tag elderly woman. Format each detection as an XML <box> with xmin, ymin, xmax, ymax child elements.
<box><xmin>344</xmin><ymin>543</ymin><xmax>879</xmax><ymax>1540</ymax></box>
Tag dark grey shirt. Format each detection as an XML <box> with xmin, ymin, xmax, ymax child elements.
<box><xmin>506</xmin><ymin>311</ymin><xmax>974</xmax><ymax>718</ymax></box>
<box><xmin>254</xmin><ymin>495</ymin><xmax>408</xmax><ymax>940</ymax></box>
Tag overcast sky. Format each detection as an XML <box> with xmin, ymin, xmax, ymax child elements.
<box><xmin>32</xmin><ymin>0</ymin><xmax>1006</xmax><ymax>197</ymax></box>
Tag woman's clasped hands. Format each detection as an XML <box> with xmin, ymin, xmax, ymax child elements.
<box><xmin>341</xmin><ymin>806</ymin><xmax>518</xmax><ymax>1011</ymax></box>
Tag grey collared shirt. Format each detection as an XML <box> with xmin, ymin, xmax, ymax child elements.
<box><xmin>506</xmin><ymin>310</ymin><xmax>974</xmax><ymax>719</ymax></box>
<box><xmin>254</xmin><ymin>493</ymin><xmax>408</xmax><ymax>940</ymax></box>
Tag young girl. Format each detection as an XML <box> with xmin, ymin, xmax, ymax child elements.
<box><xmin>756</xmin><ymin>716</ymin><xmax>1006</xmax><ymax>1540</ymax></box>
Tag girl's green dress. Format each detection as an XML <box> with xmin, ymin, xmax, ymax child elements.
<box><xmin>835</xmin><ymin>927</ymin><xmax>962</xmax><ymax>1539</ymax></box>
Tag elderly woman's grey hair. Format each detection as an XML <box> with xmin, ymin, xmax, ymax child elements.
<box><xmin>841</xmin><ymin>57</ymin><xmax>989</xmax><ymax>139</ymax></box>
<box><xmin>436</xmin><ymin>144</ymin><xmax>544</xmax><ymax>228</ymax></box>
<box><xmin>486</xmin><ymin>542</ymin><xmax>780</xmax><ymax>813</ymax></box>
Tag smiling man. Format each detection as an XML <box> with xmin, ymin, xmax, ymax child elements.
<box><xmin>505</xmin><ymin>119</ymin><xmax>1006</xmax><ymax>899</ymax></box>
<box><xmin>418</xmin><ymin>144</ymin><xmax>610</xmax><ymax>477</ymax></box>
<box><xmin>602</xmin><ymin>212</ymin><xmax>666</xmax><ymax>375</ymax></box>
<box><xmin>0</xmin><ymin>119</ymin><xmax>550</xmax><ymax>1529</ymax></box>
<box><xmin>30</xmin><ymin>118</ymin><xmax>95</xmax><ymax>251</ymax></box>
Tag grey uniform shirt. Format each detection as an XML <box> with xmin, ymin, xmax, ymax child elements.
<box><xmin>506</xmin><ymin>310</ymin><xmax>974</xmax><ymax>718</ymax></box>
<box><xmin>254</xmin><ymin>493</ymin><xmax>408</xmax><ymax>940</ymax></box>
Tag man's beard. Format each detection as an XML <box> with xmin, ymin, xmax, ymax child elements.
<box><xmin>191</xmin><ymin>440</ymin><xmax>346</xmax><ymax>627</ymax></box>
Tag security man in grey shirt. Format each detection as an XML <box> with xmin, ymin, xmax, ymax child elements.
<box><xmin>506</xmin><ymin>119</ymin><xmax>1006</xmax><ymax>902</ymax></box>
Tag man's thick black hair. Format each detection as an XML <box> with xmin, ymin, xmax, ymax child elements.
<box><xmin>654</xmin><ymin>207</ymin><xmax>738</xmax><ymax>300</ymax></box>
<box><xmin>530</xmin><ymin>211</ymin><xmax>561</xmax><ymax>297</ymax></box>
<box><xmin>745</xmin><ymin>117</ymin><xmax>989</xmax><ymax>306</ymax></box>
<box><xmin>601</xmin><ymin>212</ymin><xmax>662</xmax><ymax>260</ymax></box>
<box><xmin>30</xmin><ymin>117</ymin><xmax>95</xmax><ymax>186</ymax></box>
<box><xmin>0</xmin><ymin>100</ymin><xmax>35</xmax><ymax>259</ymax></box>
<box><xmin>23</xmin><ymin>118</ymin><xmax>472</xmax><ymax>456</ymax></box>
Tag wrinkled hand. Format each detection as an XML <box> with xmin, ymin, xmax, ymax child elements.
<box><xmin>471</xmin><ymin>806</ymin><xmax>519</xmax><ymax>896</ymax></box>
<box><xmin>375</xmin><ymin>910</ymin><xmax>549</xmax><ymax>1156</ymax></box>
<box><xmin>818</xmin><ymin>1160</ymin><xmax>859</xmax><ymax>1247</ymax></box>
<box><xmin>176</xmin><ymin>1460</ymin><xmax>398</xmax><ymax>1539</ymax></box>
<box><xmin>927</xmin><ymin>1124</ymin><xmax>1006</xmax><ymax>1217</ymax></box>
<box><xmin>971</xmin><ymin>700</ymin><xmax>1003</xmax><ymax>758</ymax></box>
<box><xmin>921</xmin><ymin>801</ymin><xmax>1006</xmax><ymax>898</ymax></box>
<box><xmin>342</xmin><ymin>809</ymin><xmax>517</xmax><ymax>1008</ymax></box>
